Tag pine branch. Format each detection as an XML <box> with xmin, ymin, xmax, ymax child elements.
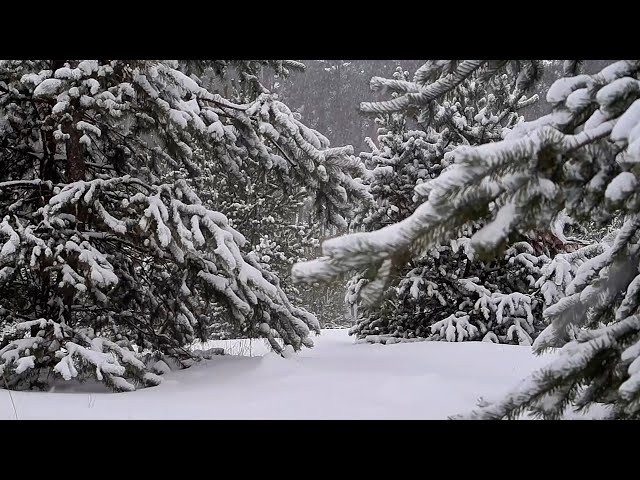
<box><xmin>360</xmin><ymin>60</ymin><xmax>487</xmax><ymax>114</ymax></box>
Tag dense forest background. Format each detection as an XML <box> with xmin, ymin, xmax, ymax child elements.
<box><xmin>261</xmin><ymin>60</ymin><xmax>425</xmax><ymax>153</ymax></box>
<box><xmin>262</xmin><ymin>60</ymin><xmax>614</xmax><ymax>153</ymax></box>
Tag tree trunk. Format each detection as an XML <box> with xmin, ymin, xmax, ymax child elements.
<box><xmin>62</xmin><ymin>110</ymin><xmax>87</xmax><ymax>326</ymax></box>
<box><xmin>63</xmin><ymin>111</ymin><xmax>88</xmax><ymax>230</ymax></box>
<box><xmin>64</xmin><ymin>112</ymin><xmax>85</xmax><ymax>183</ymax></box>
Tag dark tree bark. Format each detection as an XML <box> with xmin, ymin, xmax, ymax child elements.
<box><xmin>63</xmin><ymin>112</ymin><xmax>86</xmax><ymax>183</ymax></box>
<box><xmin>61</xmin><ymin>109</ymin><xmax>87</xmax><ymax>325</ymax></box>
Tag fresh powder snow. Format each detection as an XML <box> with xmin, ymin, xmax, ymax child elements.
<box><xmin>0</xmin><ymin>329</ymin><xmax>605</xmax><ymax>420</ymax></box>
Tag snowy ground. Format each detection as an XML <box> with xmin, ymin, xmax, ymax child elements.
<box><xmin>0</xmin><ymin>329</ymin><xmax>606</xmax><ymax>419</ymax></box>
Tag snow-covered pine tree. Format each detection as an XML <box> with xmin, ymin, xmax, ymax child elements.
<box><xmin>0</xmin><ymin>60</ymin><xmax>370</xmax><ymax>391</ymax></box>
<box><xmin>215</xmin><ymin>61</ymin><xmax>365</xmax><ymax>329</ymax></box>
<box><xmin>356</xmin><ymin>67</ymin><xmax>447</xmax><ymax>231</ymax></box>
<box><xmin>336</xmin><ymin>64</ymin><xmax>565</xmax><ymax>345</ymax></box>
<box><xmin>295</xmin><ymin>59</ymin><xmax>640</xmax><ymax>419</ymax></box>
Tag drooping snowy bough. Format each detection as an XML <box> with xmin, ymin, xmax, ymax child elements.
<box><xmin>0</xmin><ymin>60</ymin><xmax>370</xmax><ymax>390</ymax></box>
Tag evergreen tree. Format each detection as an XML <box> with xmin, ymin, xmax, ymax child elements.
<box><xmin>0</xmin><ymin>60</ymin><xmax>369</xmax><ymax>391</ymax></box>
<box><xmin>295</xmin><ymin>59</ymin><xmax>640</xmax><ymax>419</ymax></box>
<box><xmin>222</xmin><ymin>61</ymin><xmax>371</xmax><ymax>329</ymax></box>
<box><xmin>329</xmin><ymin>64</ymin><xmax>567</xmax><ymax>345</ymax></box>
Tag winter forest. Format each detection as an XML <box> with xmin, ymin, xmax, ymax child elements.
<box><xmin>0</xmin><ymin>59</ymin><xmax>638</xmax><ymax>420</ymax></box>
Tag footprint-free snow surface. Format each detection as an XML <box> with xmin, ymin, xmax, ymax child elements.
<box><xmin>0</xmin><ymin>329</ymin><xmax>605</xmax><ymax>419</ymax></box>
